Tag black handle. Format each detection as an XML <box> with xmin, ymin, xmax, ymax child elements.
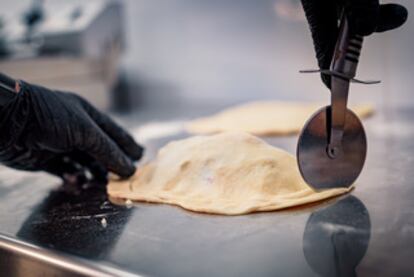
<box><xmin>330</xmin><ymin>13</ymin><xmax>363</xmax><ymax>80</ymax></box>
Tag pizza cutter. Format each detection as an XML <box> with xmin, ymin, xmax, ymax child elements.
<box><xmin>297</xmin><ymin>13</ymin><xmax>380</xmax><ymax>190</ymax></box>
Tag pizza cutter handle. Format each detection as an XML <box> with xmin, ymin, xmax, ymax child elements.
<box><xmin>327</xmin><ymin>12</ymin><xmax>363</xmax><ymax>159</ymax></box>
<box><xmin>330</xmin><ymin>12</ymin><xmax>364</xmax><ymax>78</ymax></box>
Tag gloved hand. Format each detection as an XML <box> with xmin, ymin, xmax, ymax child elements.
<box><xmin>301</xmin><ymin>0</ymin><xmax>408</xmax><ymax>87</ymax></box>
<box><xmin>0</xmin><ymin>79</ymin><xmax>144</xmax><ymax>182</ymax></box>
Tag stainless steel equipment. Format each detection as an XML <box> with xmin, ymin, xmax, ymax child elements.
<box><xmin>0</xmin><ymin>0</ymin><xmax>124</xmax><ymax>110</ymax></box>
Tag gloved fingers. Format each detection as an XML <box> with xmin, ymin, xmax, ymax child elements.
<box><xmin>42</xmin><ymin>155</ymin><xmax>87</xmax><ymax>184</ymax></box>
<box><xmin>346</xmin><ymin>0</ymin><xmax>380</xmax><ymax>36</ymax></box>
<box><xmin>376</xmin><ymin>4</ymin><xmax>408</xmax><ymax>33</ymax></box>
<box><xmin>67</xmin><ymin>151</ymin><xmax>108</xmax><ymax>182</ymax></box>
<box><xmin>77</xmin><ymin>123</ymin><xmax>136</xmax><ymax>178</ymax></box>
<box><xmin>90</xmin><ymin>110</ymin><xmax>144</xmax><ymax>161</ymax></box>
<box><xmin>301</xmin><ymin>0</ymin><xmax>339</xmax><ymax>88</ymax></box>
<box><xmin>73</xmin><ymin>94</ymin><xmax>144</xmax><ymax>161</ymax></box>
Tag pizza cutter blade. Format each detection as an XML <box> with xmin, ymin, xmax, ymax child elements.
<box><xmin>297</xmin><ymin>106</ymin><xmax>367</xmax><ymax>189</ymax></box>
<box><xmin>297</xmin><ymin>12</ymin><xmax>377</xmax><ymax>190</ymax></box>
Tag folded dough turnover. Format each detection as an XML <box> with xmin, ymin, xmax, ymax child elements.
<box><xmin>108</xmin><ymin>132</ymin><xmax>351</xmax><ymax>215</ymax></box>
<box><xmin>186</xmin><ymin>101</ymin><xmax>374</xmax><ymax>136</ymax></box>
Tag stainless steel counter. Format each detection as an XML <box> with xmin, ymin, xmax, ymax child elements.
<box><xmin>0</xmin><ymin>105</ymin><xmax>413</xmax><ymax>276</ymax></box>
<box><xmin>1</xmin><ymin>0</ymin><xmax>413</xmax><ymax>276</ymax></box>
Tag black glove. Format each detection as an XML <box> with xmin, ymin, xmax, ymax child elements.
<box><xmin>0</xmin><ymin>79</ymin><xmax>144</xmax><ymax>182</ymax></box>
<box><xmin>301</xmin><ymin>0</ymin><xmax>408</xmax><ymax>87</ymax></box>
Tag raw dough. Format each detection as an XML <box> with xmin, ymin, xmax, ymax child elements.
<box><xmin>108</xmin><ymin>132</ymin><xmax>351</xmax><ymax>215</ymax></box>
<box><xmin>186</xmin><ymin>101</ymin><xmax>374</xmax><ymax>136</ymax></box>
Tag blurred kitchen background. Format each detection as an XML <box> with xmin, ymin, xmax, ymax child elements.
<box><xmin>0</xmin><ymin>0</ymin><xmax>412</xmax><ymax>123</ymax></box>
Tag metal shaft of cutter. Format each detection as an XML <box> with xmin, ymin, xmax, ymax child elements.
<box><xmin>327</xmin><ymin>13</ymin><xmax>364</xmax><ymax>159</ymax></box>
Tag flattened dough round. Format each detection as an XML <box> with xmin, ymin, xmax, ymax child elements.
<box><xmin>108</xmin><ymin>132</ymin><xmax>351</xmax><ymax>215</ymax></box>
<box><xmin>186</xmin><ymin>101</ymin><xmax>374</xmax><ymax>136</ymax></box>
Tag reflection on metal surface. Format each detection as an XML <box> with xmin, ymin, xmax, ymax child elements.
<box><xmin>0</xmin><ymin>180</ymin><xmax>139</xmax><ymax>276</ymax></box>
<box><xmin>297</xmin><ymin>107</ymin><xmax>367</xmax><ymax>189</ymax></box>
<box><xmin>131</xmin><ymin>120</ymin><xmax>186</xmax><ymax>143</ymax></box>
<box><xmin>16</xmin><ymin>181</ymin><xmax>133</xmax><ymax>259</ymax></box>
<box><xmin>303</xmin><ymin>195</ymin><xmax>371</xmax><ymax>277</ymax></box>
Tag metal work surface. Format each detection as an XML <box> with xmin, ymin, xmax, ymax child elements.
<box><xmin>0</xmin><ymin>105</ymin><xmax>414</xmax><ymax>277</ymax></box>
<box><xmin>1</xmin><ymin>0</ymin><xmax>413</xmax><ymax>276</ymax></box>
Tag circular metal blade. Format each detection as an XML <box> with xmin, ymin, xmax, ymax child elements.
<box><xmin>297</xmin><ymin>106</ymin><xmax>367</xmax><ymax>190</ymax></box>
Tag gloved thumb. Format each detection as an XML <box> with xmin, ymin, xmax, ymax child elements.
<box><xmin>376</xmin><ymin>4</ymin><xmax>408</xmax><ymax>33</ymax></box>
